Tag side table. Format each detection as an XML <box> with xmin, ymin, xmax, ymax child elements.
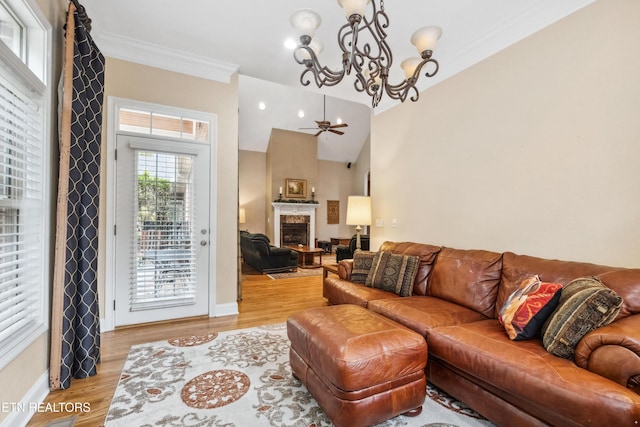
<box><xmin>330</xmin><ymin>237</ymin><xmax>351</xmax><ymax>246</ymax></box>
<box><xmin>323</xmin><ymin>263</ymin><xmax>339</xmax><ymax>279</ymax></box>
<box><xmin>285</xmin><ymin>245</ymin><xmax>324</xmax><ymax>269</ymax></box>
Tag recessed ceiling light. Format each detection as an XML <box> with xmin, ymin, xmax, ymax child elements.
<box><xmin>284</xmin><ymin>38</ymin><xmax>297</xmax><ymax>50</ymax></box>
<box><xmin>298</xmin><ymin>110</ymin><xmax>305</xmax><ymax>118</ymax></box>
<box><xmin>336</xmin><ymin>118</ymin><xmax>343</xmax><ymax>124</ymax></box>
<box><xmin>258</xmin><ymin>102</ymin><xmax>266</xmax><ymax>110</ymax></box>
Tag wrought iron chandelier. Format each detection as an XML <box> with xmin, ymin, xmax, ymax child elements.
<box><xmin>290</xmin><ymin>0</ymin><xmax>442</xmax><ymax>108</ymax></box>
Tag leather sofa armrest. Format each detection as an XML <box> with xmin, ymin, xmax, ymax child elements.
<box><xmin>575</xmin><ymin>315</ymin><xmax>640</xmax><ymax>390</ymax></box>
<box><xmin>338</xmin><ymin>259</ymin><xmax>354</xmax><ymax>281</ymax></box>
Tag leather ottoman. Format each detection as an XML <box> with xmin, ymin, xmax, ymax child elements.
<box><xmin>287</xmin><ymin>304</ymin><xmax>427</xmax><ymax>427</ymax></box>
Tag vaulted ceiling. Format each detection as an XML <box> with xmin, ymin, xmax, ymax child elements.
<box><xmin>81</xmin><ymin>0</ymin><xmax>593</xmax><ymax>162</ymax></box>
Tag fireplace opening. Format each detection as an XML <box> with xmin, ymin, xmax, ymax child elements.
<box><xmin>281</xmin><ymin>215</ymin><xmax>310</xmax><ymax>246</ymax></box>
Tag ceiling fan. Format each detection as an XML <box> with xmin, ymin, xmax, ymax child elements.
<box><xmin>300</xmin><ymin>95</ymin><xmax>348</xmax><ymax>137</ymax></box>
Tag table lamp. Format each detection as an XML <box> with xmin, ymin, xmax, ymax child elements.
<box><xmin>239</xmin><ymin>208</ymin><xmax>246</xmax><ymax>231</ymax></box>
<box><xmin>346</xmin><ymin>196</ymin><xmax>371</xmax><ymax>250</ymax></box>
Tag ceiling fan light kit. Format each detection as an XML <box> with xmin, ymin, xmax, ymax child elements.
<box><xmin>291</xmin><ymin>0</ymin><xmax>442</xmax><ymax>108</ymax></box>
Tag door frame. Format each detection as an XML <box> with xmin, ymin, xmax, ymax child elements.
<box><xmin>103</xmin><ymin>97</ymin><xmax>218</xmax><ymax>332</ymax></box>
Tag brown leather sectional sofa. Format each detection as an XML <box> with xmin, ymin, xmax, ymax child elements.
<box><xmin>323</xmin><ymin>241</ymin><xmax>640</xmax><ymax>426</ymax></box>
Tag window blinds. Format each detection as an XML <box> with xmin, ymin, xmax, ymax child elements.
<box><xmin>0</xmin><ymin>58</ymin><xmax>44</xmax><ymax>350</ymax></box>
<box><xmin>130</xmin><ymin>150</ymin><xmax>197</xmax><ymax>311</ymax></box>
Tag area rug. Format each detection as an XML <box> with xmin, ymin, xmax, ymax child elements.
<box><xmin>267</xmin><ymin>255</ymin><xmax>337</xmax><ymax>280</ymax></box>
<box><xmin>105</xmin><ymin>324</ymin><xmax>496</xmax><ymax>427</ymax></box>
<box><xmin>267</xmin><ymin>268</ymin><xmax>324</xmax><ymax>279</ymax></box>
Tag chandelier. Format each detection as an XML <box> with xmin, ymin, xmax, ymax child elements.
<box><xmin>290</xmin><ymin>0</ymin><xmax>442</xmax><ymax>108</ymax></box>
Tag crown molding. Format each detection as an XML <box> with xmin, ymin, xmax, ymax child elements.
<box><xmin>94</xmin><ymin>31</ymin><xmax>239</xmax><ymax>83</ymax></box>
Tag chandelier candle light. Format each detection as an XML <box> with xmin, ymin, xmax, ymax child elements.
<box><xmin>291</xmin><ymin>0</ymin><xmax>442</xmax><ymax>108</ymax></box>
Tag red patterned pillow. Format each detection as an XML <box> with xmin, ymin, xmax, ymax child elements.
<box><xmin>498</xmin><ymin>276</ymin><xmax>563</xmax><ymax>341</ymax></box>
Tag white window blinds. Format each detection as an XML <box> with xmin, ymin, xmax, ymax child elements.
<box><xmin>0</xmin><ymin>53</ymin><xmax>45</xmax><ymax>358</ymax></box>
<box><xmin>131</xmin><ymin>150</ymin><xmax>197</xmax><ymax>311</ymax></box>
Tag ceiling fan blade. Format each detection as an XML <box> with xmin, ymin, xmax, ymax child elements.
<box><xmin>328</xmin><ymin>129</ymin><xmax>344</xmax><ymax>135</ymax></box>
<box><xmin>329</xmin><ymin>123</ymin><xmax>348</xmax><ymax>128</ymax></box>
<box><xmin>299</xmin><ymin>127</ymin><xmax>319</xmax><ymax>130</ymax></box>
<box><xmin>314</xmin><ymin>130</ymin><xmax>323</xmax><ymax>137</ymax></box>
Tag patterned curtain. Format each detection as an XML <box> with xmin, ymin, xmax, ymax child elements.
<box><xmin>50</xmin><ymin>2</ymin><xmax>105</xmax><ymax>391</ymax></box>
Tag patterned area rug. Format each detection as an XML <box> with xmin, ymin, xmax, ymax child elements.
<box><xmin>105</xmin><ymin>324</ymin><xmax>496</xmax><ymax>427</ymax></box>
<box><xmin>267</xmin><ymin>255</ymin><xmax>337</xmax><ymax>279</ymax></box>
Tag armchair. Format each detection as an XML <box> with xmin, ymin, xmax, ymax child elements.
<box><xmin>240</xmin><ymin>232</ymin><xmax>298</xmax><ymax>273</ymax></box>
<box><xmin>335</xmin><ymin>234</ymin><xmax>370</xmax><ymax>261</ymax></box>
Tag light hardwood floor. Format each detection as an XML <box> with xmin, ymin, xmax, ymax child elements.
<box><xmin>27</xmin><ymin>272</ymin><xmax>328</xmax><ymax>427</ymax></box>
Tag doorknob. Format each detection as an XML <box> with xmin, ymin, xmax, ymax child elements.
<box><xmin>200</xmin><ymin>240</ymin><xmax>208</xmax><ymax>246</ymax></box>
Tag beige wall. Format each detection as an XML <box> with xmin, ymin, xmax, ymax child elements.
<box><xmin>239</xmin><ymin>150</ymin><xmax>267</xmax><ymax>234</ymax></box>
<box><xmin>317</xmin><ymin>160</ymin><xmax>357</xmax><ymax>240</ymax></box>
<box><xmin>102</xmin><ymin>58</ymin><xmax>240</xmax><ymax>312</ymax></box>
<box><xmin>265</xmin><ymin>129</ymin><xmax>318</xmax><ymax>240</ymax></box>
<box><xmin>238</xmin><ymin>150</ymin><xmax>363</xmax><ymax>242</ymax></box>
<box><xmin>0</xmin><ymin>0</ymin><xmax>67</xmax><ymax>423</ymax></box>
<box><xmin>245</xmin><ymin>129</ymin><xmax>366</xmax><ymax>243</ymax></box>
<box><xmin>352</xmin><ymin>136</ymin><xmax>371</xmax><ymax>196</ymax></box>
<box><xmin>371</xmin><ymin>0</ymin><xmax>640</xmax><ymax>267</ymax></box>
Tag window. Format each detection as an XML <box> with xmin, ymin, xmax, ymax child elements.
<box><xmin>0</xmin><ymin>0</ymin><xmax>49</xmax><ymax>369</ymax></box>
<box><xmin>119</xmin><ymin>108</ymin><xmax>210</xmax><ymax>142</ymax></box>
<box><xmin>0</xmin><ymin>2</ymin><xmax>23</xmax><ymax>59</ymax></box>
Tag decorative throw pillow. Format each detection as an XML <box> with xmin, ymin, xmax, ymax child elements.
<box><xmin>498</xmin><ymin>275</ymin><xmax>563</xmax><ymax>341</ymax></box>
<box><xmin>541</xmin><ymin>276</ymin><xmax>623</xmax><ymax>359</ymax></box>
<box><xmin>351</xmin><ymin>251</ymin><xmax>376</xmax><ymax>284</ymax></box>
<box><xmin>365</xmin><ymin>251</ymin><xmax>420</xmax><ymax>297</ymax></box>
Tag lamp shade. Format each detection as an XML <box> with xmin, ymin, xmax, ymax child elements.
<box><xmin>410</xmin><ymin>26</ymin><xmax>442</xmax><ymax>54</ymax></box>
<box><xmin>239</xmin><ymin>208</ymin><xmax>246</xmax><ymax>224</ymax></box>
<box><xmin>337</xmin><ymin>0</ymin><xmax>371</xmax><ymax>18</ymax></box>
<box><xmin>298</xmin><ymin>37</ymin><xmax>324</xmax><ymax>61</ymax></box>
<box><xmin>401</xmin><ymin>57</ymin><xmax>422</xmax><ymax>79</ymax></box>
<box><xmin>364</xmin><ymin>68</ymin><xmax>382</xmax><ymax>86</ymax></box>
<box><xmin>290</xmin><ymin>9</ymin><xmax>322</xmax><ymax>38</ymax></box>
<box><xmin>346</xmin><ymin>196</ymin><xmax>371</xmax><ymax>226</ymax></box>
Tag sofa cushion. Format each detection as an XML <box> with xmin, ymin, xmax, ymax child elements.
<box><xmin>323</xmin><ymin>276</ymin><xmax>401</xmax><ymax>307</ymax></box>
<box><xmin>498</xmin><ymin>275</ymin><xmax>563</xmax><ymax>340</ymax></box>
<box><xmin>365</xmin><ymin>251</ymin><xmax>420</xmax><ymax>297</ymax></box>
<box><xmin>498</xmin><ymin>252</ymin><xmax>614</xmax><ymax>318</ymax></box>
<box><xmin>428</xmin><ymin>247</ymin><xmax>503</xmax><ymax>318</ymax></box>
<box><xmin>368</xmin><ymin>296</ymin><xmax>487</xmax><ymax>337</ymax></box>
<box><xmin>541</xmin><ymin>276</ymin><xmax>623</xmax><ymax>359</ymax></box>
<box><xmin>351</xmin><ymin>251</ymin><xmax>376</xmax><ymax>284</ymax></box>
<box><xmin>378</xmin><ymin>242</ymin><xmax>441</xmax><ymax>296</ymax></box>
<box><xmin>596</xmin><ymin>269</ymin><xmax>640</xmax><ymax>320</ymax></box>
<box><xmin>427</xmin><ymin>319</ymin><xmax>640</xmax><ymax>427</ymax></box>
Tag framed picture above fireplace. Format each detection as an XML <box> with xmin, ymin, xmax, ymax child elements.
<box><xmin>285</xmin><ymin>178</ymin><xmax>307</xmax><ymax>198</ymax></box>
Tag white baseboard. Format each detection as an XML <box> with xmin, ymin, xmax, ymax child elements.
<box><xmin>0</xmin><ymin>371</ymin><xmax>49</xmax><ymax>427</ymax></box>
<box><xmin>100</xmin><ymin>316</ymin><xmax>114</xmax><ymax>333</ymax></box>
<box><xmin>214</xmin><ymin>302</ymin><xmax>239</xmax><ymax>317</ymax></box>
<box><xmin>101</xmin><ymin>303</ymin><xmax>237</xmax><ymax>331</ymax></box>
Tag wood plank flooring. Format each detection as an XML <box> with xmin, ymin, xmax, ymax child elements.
<box><xmin>27</xmin><ymin>272</ymin><xmax>328</xmax><ymax>427</ymax></box>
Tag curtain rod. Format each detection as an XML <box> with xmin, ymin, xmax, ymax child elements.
<box><xmin>70</xmin><ymin>0</ymin><xmax>92</xmax><ymax>32</ymax></box>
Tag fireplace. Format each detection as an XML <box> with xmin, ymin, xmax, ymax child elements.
<box><xmin>281</xmin><ymin>218</ymin><xmax>310</xmax><ymax>246</ymax></box>
<box><xmin>282</xmin><ymin>225</ymin><xmax>308</xmax><ymax>245</ymax></box>
<box><xmin>272</xmin><ymin>202</ymin><xmax>319</xmax><ymax>249</ymax></box>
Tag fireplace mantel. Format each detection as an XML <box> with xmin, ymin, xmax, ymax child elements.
<box><xmin>272</xmin><ymin>202</ymin><xmax>320</xmax><ymax>248</ymax></box>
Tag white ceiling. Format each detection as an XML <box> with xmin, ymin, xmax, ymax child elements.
<box><xmin>81</xmin><ymin>0</ymin><xmax>593</xmax><ymax>162</ymax></box>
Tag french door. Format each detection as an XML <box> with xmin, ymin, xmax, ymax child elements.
<box><xmin>114</xmin><ymin>135</ymin><xmax>210</xmax><ymax>326</ymax></box>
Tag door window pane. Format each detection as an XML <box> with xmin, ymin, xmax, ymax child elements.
<box><xmin>132</xmin><ymin>150</ymin><xmax>197</xmax><ymax>310</ymax></box>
